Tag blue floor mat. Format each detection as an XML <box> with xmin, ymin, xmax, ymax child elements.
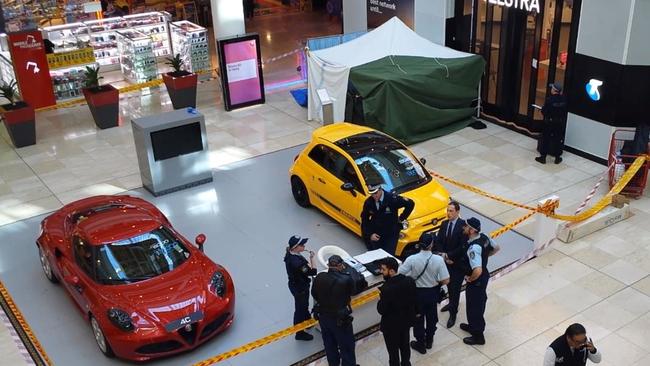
<box><xmin>290</xmin><ymin>88</ymin><xmax>308</xmax><ymax>107</ymax></box>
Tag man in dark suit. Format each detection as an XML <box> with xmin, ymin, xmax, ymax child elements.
<box><xmin>361</xmin><ymin>184</ymin><xmax>415</xmax><ymax>256</ymax></box>
<box><xmin>377</xmin><ymin>257</ymin><xmax>417</xmax><ymax>366</ymax></box>
<box><xmin>434</xmin><ymin>201</ymin><xmax>467</xmax><ymax>328</ymax></box>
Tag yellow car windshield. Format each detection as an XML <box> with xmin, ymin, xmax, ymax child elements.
<box><xmin>355</xmin><ymin>148</ymin><xmax>429</xmax><ymax>193</ymax></box>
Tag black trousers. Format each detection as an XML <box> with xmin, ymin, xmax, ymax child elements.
<box><xmin>382</xmin><ymin>327</ymin><xmax>411</xmax><ymax>366</ymax></box>
<box><xmin>465</xmin><ymin>271</ymin><xmax>489</xmax><ymax>336</ymax></box>
<box><xmin>538</xmin><ymin>118</ymin><xmax>566</xmax><ymax>157</ymax></box>
<box><xmin>446</xmin><ymin>266</ymin><xmax>464</xmax><ymax>315</ymax></box>
<box><xmin>319</xmin><ymin>314</ymin><xmax>356</xmax><ymax>366</ymax></box>
<box><xmin>413</xmin><ymin>286</ymin><xmax>439</xmax><ymax>344</ymax></box>
<box><xmin>290</xmin><ymin>287</ymin><xmax>310</xmax><ymax>325</ymax></box>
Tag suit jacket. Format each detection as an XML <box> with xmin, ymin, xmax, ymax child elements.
<box><xmin>434</xmin><ymin>218</ymin><xmax>468</xmax><ymax>267</ymax></box>
<box><xmin>377</xmin><ymin>274</ymin><xmax>417</xmax><ymax>332</ymax></box>
<box><xmin>360</xmin><ymin>191</ymin><xmax>414</xmax><ymax>247</ymax></box>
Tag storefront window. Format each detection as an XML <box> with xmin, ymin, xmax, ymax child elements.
<box><xmin>553</xmin><ymin>2</ymin><xmax>573</xmax><ymax>87</ymax></box>
<box><xmin>487</xmin><ymin>6</ymin><xmax>502</xmax><ymax>104</ymax></box>
<box><xmin>518</xmin><ymin>12</ymin><xmax>539</xmax><ymax>115</ymax></box>
<box><xmin>534</xmin><ymin>0</ymin><xmax>557</xmax><ymax>119</ymax></box>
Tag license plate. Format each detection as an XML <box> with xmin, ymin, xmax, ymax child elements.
<box><xmin>164</xmin><ymin>311</ymin><xmax>204</xmax><ymax>332</ymax></box>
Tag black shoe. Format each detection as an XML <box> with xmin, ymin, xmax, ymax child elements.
<box><xmin>295</xmin><ymin>331</ymin><xmax>313</xmax><ymax>341</ymax></box>
<box><xmin>459</xmin><ymin>323</ymin><xmax>471</xmax><ymax>333</ymax></box>
<box><xmin>535</xmin><ymin>156</ymin><xmax>546</xmax><ymax>164</ymax></box>
<box><xmin>440</xmin><ymin>304</ymin><xmax>450</xmax><ymax>312</ymax></box>
<box><xmin>410</xmin><ymin>340</ymin><xmax>427</xmax><ymax>354</ymax></box>
<box><xmin>446</xmin><ymin>313</ymin><xmax>456</xmax><ymax>328</ymax></box>
<box><xmin>463</xmin><ymin>335</ymin><xmax>486</xmax><ymax>345</ymax></box>
<box><xmin>554</xmin><ymin>156</ymin><xmax>563</xmax><ymax>164</ymax></box>
<box><xmin>426</xmin><ymin>339</ymin><xmax>433</xmax><ymax>349</ymax></box>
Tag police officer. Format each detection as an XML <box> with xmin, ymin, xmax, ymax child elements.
<box><xmin>543</xmin><ymin>323</ymin><xmax>602</xmax><ymax>365</ymax></box>
<box><xmin>399</xmin><ymin>232</ymin><xmax>449</xmax><ymax>354</ymax></box>
<box><xmin>284</xmin><ymin>235</ymin><xmax>317</xmax><ymax>341</ymax></box>
<box><xmin>312</xmin><ymin>255</ymin><xmax>357</xmax><ymax>366</ymax></box>
<box><xmin>459</xmin><ymin>217</ymin><xmax>500</xmax><ymax>345</ymax></box>
<box><xmin>536</xmin><ymin>83</ymin><xmax>568</xmax><ymax>165</ymax></box>
<box><xmin>361</xmin><ymin>183</ymin><xmax>415</xmax><ymax>255</ymax></box>
<box><xmin>435</xmin><ymin>200</ymin><xmax>468</xmax><ymax>328</ymax></box>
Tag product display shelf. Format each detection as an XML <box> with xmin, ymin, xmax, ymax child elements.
<box><xmin>42</xmin><ymin>23</ymin><xmax>91</xmax><ymax>53</ymax></box>
<box><xmin>2</xmin><ymin>0</ymin><xmax>58</xmax><ymax>32</ymax></box>
<box><xmin>124</xmin><ymin>12</ymin><xmax>172</xmax><ymax>59</ymax></box>
<box><xmin>85</xmin><ymin>17</ymin><xmax>129</xmax><ymax>66</ymax></box>
<box><xmin>50</xmin><ymin>62</ymin><xmax>98</xmax><ymax>102</ymax></box>
<box><xmin>116</xmin><ymin>30</ymin><xmax>158</xmax><ymax>84</ymax></box>
<box><xmin>169</xmin><ymin>20</ymin><xmax>210</xmax><ymax>74</ymax></box>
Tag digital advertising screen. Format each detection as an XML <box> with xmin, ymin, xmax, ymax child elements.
<box><xmin>151</xmin><ymin>122</ymin><xmax>203</xmax><ymax>161</ymax></box>
<box><xmin>367</xmin><ymin>0</ymin><xmax>415</xmax><ymax>30</ymax></box>
<box><xmin>217</xmin><ymin>33</ymin><xmax>265</xmax><ymax>111</ymax></box>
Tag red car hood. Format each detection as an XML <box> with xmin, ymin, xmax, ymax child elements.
<box><xmin>100</xmin><ymin>256</ymin><xmax>221</xmax><ymax>326</ymax></box>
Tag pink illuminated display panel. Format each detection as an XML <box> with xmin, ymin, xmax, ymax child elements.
<box><xmin>217</xmin><ymin>34</ymin><xmax>265</xmax><ymax>111</ymax></box>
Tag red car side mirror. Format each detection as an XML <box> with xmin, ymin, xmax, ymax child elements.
<box><xmin>195</xmin><ymin>234</ymin><xmax>206</xmax><ymax>252</ymax></box>
<box><xmin>65</xmin><ymin>275</ymin><xmax>80</xmax><ymax>287</ymax></box>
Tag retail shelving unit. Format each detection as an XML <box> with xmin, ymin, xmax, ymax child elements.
<box><xmin>0</xmin><ymin>35</ymin><xmax>17</xmax><ymax>96</ymax></box>
<box><xmin>1</xmin><ymin>0</ymin><xmax>58</xmax><ymax>32</ymax></box>
<box><xmin>42</xmin><ymin>23</ymin><xmax>91</xmax><ymax>53</ymax></box>
<box><xmin>85</xmin><ymin>17</ymin><xmax>129</xmax><ymax>67</ymax></box>
<box><xmin>123</xmin><ymin>12</ymin><xmax>172</xmax><ymax>58</ymax></box>
<box><xmin>116</xmin><ymin>30</ymin><xmax>158</xmax><ymax>84</ymax></box>
<box><xmin>169</xmin><ymin>20</ymin><xmax>210</xmax><ymax>74</ymax></box>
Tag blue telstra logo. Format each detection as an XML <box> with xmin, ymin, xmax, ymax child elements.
<box><xmin>586</xmin><ymin>79</ymin><xmax>603</xmax><ymax>101</ymax></box>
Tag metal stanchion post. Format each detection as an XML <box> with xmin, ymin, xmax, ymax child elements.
<box><xmin>317</xmin><ymin>88</ymin><xmax>333</xmax><ymax>125</ymax></box>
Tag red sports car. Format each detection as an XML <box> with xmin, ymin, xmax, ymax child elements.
<box><xmin>36</xmin><ymin>195</ymin><xmax>235</xmax><ymax>361</ymax></box>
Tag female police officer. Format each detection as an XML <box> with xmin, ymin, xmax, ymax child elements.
<box><xmin>284</xmin><ymin>235</ymin><xmax>317</xmax><ymax>340</ymax></box>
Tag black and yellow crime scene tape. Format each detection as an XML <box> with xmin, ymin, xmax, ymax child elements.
<box><xmin>429</xmin><ymin>155</ymin><xmax>648</xmax><ymax>222</ymax></box>
<box><xmin>0</xmin><ymin>281</ymin><xmax>52</xmax><ymax>366</ymax></box>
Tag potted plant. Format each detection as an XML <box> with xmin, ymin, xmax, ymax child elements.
<box><xmin>82</xmin><ymin>65</ymin><xmax>119</xmax><ymax>129</ymax></box>
<box><xmin>0</xmin><ymin>80</ymin><xmax>36</xmax><ymax>148</ymax></box>
<box><xmin>162</xmin><ymin>53</ymin><xmax>198</xmax><ymax>109</ymax></box>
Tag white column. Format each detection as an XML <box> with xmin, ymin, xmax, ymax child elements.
<box><xmin>210</xmin><ymin>0</ymin><xmax>245</xmax><ymax>40</ymax></box>
<box><xmin>414</xmin><ymin>0</ymin><xmax>452</xmax><ymax>45</ymax></box>
<box><xmin>343</xmin><ymin>0</ymin><xmax>367</xmax><ymax>33</ymax></box>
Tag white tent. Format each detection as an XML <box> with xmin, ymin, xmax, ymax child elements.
<box><xmin>307</xmin><ymin>17</ymin><xmax>477</xmax><ymax>122</ymax></box>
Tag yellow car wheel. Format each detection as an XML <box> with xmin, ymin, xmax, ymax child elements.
<box><xmin>291</xmin><ymin>176</ymin><xmax>310</xmax><ymax>208</ymax></box>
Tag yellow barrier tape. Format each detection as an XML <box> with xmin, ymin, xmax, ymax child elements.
<box><xmin>34</xmin><ymin>67</ymin><xmax>217</xmax><ymax>113</ymax></box>
<box><xmin>0</xmin><ymin>281</ymin><xmax>52</xmax><ymax>366</ymax></box>
<box><xmin>430</xmin><ymin>155</ymin><xmax>648</xmax><ymax>222</ymax></box>
<box><xmin>193</xmin><ymin>211</ymin><xmax>536</xmax><ymax>366</ymax></box>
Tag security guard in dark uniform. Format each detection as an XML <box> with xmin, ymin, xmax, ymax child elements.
<box><xmin>284</xmin><ymin>235</ymin><xmax>317</xmax><ymax>341</ymax></box>
<box><xmin>459</xmin><ymin>217</ymin><xmax>500</xmax><ymax>345</ymax></box>
<box><xmin>361</xmin><ymin>183</ymin><xmax>415</xmax><ymax>255</ymax></box>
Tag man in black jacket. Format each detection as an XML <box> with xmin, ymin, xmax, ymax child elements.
<box><xmin>377</xmin><ymin>257</ymin><xmax>417</xmax><ymax>366</ymax></box>
<box><xmin>312</xmin><ymin>255</ymin><xmax>357</xmax><ymax>366</ymax></box>
<box><xmin>543</xmin><ymin>323</ymin><xmax>602</xmax><ymax>365</ymax></box>
<box><xmin>435</xmin><ymin>201</ymin><xmax>468</xmax><ymax>328</ymax></box>
<box><xmin>536</xmin><ymin>83</ymin><xmax>568</xmax><ymax>164</ymax></box>
<box><xmin>361</xmin><ymin>184</ymin><xmax>415</xmax><ymax>255</ymax></box>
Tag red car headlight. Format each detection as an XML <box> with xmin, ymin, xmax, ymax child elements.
<box><xmin>209</xmin><ymin>271</ymin><xmax>226</xmax><ymax>297</ymax></box>
<box><xmin>107</xmin><ymin>308</ymin><xmax>135</xmax><ymax>332</ymax></box>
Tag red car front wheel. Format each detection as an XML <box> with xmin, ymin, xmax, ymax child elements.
<box><xmin>91</xmin><ymin>316</ymin><xmax>114</xmax><ymax>358</ymax></box>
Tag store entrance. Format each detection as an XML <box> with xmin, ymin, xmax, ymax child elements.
<box><xmin>473</xmin><ymin>0</ymin><xmax>576</xmax><ymax>132</ymax></box>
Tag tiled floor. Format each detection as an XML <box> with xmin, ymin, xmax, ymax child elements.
<box><xmin>1</xmin><ymin>11</ymin><xmax>650</xmax><ymax>366</ymax></box>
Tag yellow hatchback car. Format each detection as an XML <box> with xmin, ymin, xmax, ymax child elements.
<box><xmin>289</xmin><ymin>123</ymin><xmax>450</xmax><ymax>257</ymax></box>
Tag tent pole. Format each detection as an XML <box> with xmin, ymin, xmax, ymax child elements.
<box><xmin>477</xmin><ymin>81</ymin><xmax>481</xmax><ymax>118</ymax></box>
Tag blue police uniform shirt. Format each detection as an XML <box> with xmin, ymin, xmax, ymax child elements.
<box><xmin>467</xmin><ymin>244</ymin><xmax>482</xmax><ymax>269</ymax></box>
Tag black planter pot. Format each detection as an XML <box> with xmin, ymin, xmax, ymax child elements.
<box><xmin>82</xmin><ymin>85</ymin><xmax>120</xmax><ymax>129</ymax></box>
<box><xmin>1</xmin><ymin>101</ymin><xmax>36</xmax><ymax>148</ymax></box>
<box><xmin>163</xmin><ymin>72</ymin><xmax>198</xmax><ymax>109</ymax></box>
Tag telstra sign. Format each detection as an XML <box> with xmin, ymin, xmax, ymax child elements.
<box><xmin>485</xmin><ymin>0</ymin><xmax>541</xmax><ymax>13</ymax></box>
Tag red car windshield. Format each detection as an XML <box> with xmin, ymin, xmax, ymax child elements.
<box><xmin>93</xmin><ymin>227</ymin><xmax>191</xmax><ymax>284</ymax></box>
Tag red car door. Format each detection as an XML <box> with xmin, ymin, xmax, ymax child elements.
<box><xmin>59</xmin><ymin>235</ymin><xmax>94</xmax><ymax>315</ymax></box>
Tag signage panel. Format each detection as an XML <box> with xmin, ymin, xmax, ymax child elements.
<box><xmin>217</xmin><ymin>33</ymin><xmax>265</xmax><ymax>111</ymax></box>
<box><xmin>367</xmin><ymin>0</ymin><xmax>414</xmax><ymax>29</ymax></box>
<box><xmin>7</xmin><ymin>30</ymin><xmax>56</xmax><ymax>108</ymax></box>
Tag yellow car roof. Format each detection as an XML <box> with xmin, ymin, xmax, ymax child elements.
<box><xmin>312</xmin><ymin>122</ymin><xmax>375</xmax><ymax>143</ymax></box>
